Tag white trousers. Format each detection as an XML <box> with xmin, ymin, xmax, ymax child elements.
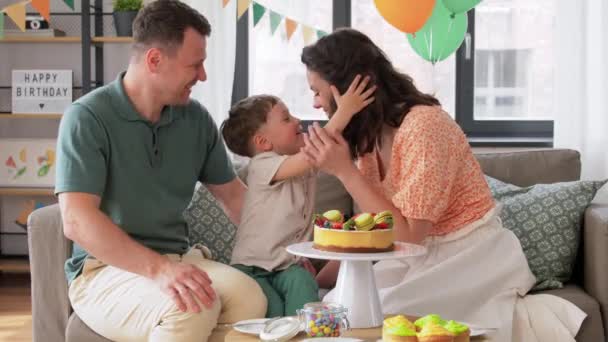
<box><xmin>69</xmin><ymin>248</ymin><xmax>267</xmax><ymax>342</ymax></box>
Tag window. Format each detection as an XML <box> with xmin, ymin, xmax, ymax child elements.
<box><xmin>248</xmin><ymin>0</ymin><xmax>332</xmax><ymax>121</ymax></box>
<box><xmin>457</xmin><ymin>0</ymin><xmax>556</xmax><ymax>142</ymax></box>
<box><xmin>235</xmin><ymin>0</ymin><xmax>557</xmax><ymax>144</ymax></box>
<box><xmin>351</xmin><ymin>0</ymin><xmax>456</xmax><ymax>116</ymax></box>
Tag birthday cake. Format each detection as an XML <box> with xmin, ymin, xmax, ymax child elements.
<box><xmin>312</xmin><ymin>210</ymin><xmax>395</xmax><ymax>253</ymax></box>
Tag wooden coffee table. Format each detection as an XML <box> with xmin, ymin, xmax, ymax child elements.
<box><xmin>218</xmin><ymin>315</ymin><xmax>491</xmax><ymax>341</ymax></box>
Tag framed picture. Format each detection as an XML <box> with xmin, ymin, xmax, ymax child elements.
<box><xmin>0</xmin><ymin>139</ymin><xmax>56</xmax><ymax>187</ymax></box>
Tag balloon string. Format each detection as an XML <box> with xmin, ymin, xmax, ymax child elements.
<box><xmin>436</xmin><ymin>17</ymin><xmax>455</xmax><ymax>64</ymax></box>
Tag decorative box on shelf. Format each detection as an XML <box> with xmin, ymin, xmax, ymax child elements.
<box><xmin>0</xmin><ymin>139</ymin><xmax>56</xmax><ymax>187</ymax></box>
<box><xmin>0</xmin><ymin>196</ymin><xmax>55</xmax><ymax>255</ymax></box>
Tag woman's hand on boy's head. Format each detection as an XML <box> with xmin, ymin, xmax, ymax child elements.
<box><xmin>332</xmin><ymin>74</ymin><xmax>376</xmax><ymax>117</ymax></box>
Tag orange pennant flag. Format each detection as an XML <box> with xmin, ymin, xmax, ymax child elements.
<box><xmin>31</xmin><ymin>0</ymin><xmax>51</xmax><ymax>21</ymax></box>
<box><xmin>237</xmin><ymin>0</ymin><xmax>250</xmax><ymax>19</ymax></box>
<box><xmin>285</xmin><ymin>18</ymin><xmax>297</xmax><ymax>41</ymax></box>
<box><xmin>222</xmin><ymin>0</ymin><xmax>230</xmax><ymax>8</ymax></box>
<box><xmin>302</xmin><ymin>25</ymin><xmax>315</xmax><ymax>44</ymax></box>
<box><xmin>4</xmin><ymin>2</ymin><xmax>27</xmax><ymax>32</ymax></box>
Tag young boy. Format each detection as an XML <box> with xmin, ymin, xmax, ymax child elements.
<box><xmin>221</xmin><ymin>75</ymin><xmax>375</xmax><ymax>317</ymax></box>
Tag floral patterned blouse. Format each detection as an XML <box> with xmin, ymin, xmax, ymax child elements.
<box><xmin>357</xmin><ymin>105</ymin><xmax>495</xmax><ymax>236</ymax></box>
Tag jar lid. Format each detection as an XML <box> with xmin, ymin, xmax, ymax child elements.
<box><xmin>259</xmin><ymin>317</ymin><xmax>302</xmax><ymax>342</ymax></box>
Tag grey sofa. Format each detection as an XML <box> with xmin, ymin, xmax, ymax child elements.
<box><xmin>28</xmin><ymin>149</ymin><xmax>608</xmax><ymax>342</ymax></box>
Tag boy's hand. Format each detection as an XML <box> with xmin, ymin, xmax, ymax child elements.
<box><xmin>332</xmin><ymin>74</ymin><xmax>376</xmax><ymax>118</ymax></box>
<box><xmin>299</xmin><ymin>257</ymin><xmax>318</xmax><ymax>277</ymax></box>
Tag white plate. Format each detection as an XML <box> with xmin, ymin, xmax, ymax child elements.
<box><xmin>301</xmin><ymin>338</ymin><xmax>363</xmax><ymax>342</ymax></box>
<box><xmin>232</xmin><ymin>318</ymin><xmax>271</xmax><ymax>335</ymax></box>
<box><xmin>470</xmin><ymin>327</ymin><xmax>496</xmax><ymax>337</ymax></box>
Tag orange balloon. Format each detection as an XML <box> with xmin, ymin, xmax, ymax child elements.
<box><xmin>374</xmin><ymin>0</ymin><xmax>436</xmax><ymax>34</ymax></box>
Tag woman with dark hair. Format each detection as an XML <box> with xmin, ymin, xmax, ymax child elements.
<box><xmin>300</xmin><ymin>28</ymin><xmax>583</xmax><ymax>341</ymax></box>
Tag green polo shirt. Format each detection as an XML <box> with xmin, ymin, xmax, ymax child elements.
<box><xmin>56</xmin><ymin>72</ymin><xmax>236</xmax><ymax>285</ymax></box>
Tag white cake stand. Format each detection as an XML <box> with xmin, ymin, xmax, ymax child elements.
<box><xmin>286</xmin><ymin>241</ymin><xmax>427</xmax><ymax>329</ymax></box>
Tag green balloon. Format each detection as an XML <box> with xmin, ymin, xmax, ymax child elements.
<box><xmin>407</xmin><ymin>1</ymin><xmax>468</xmax><ymax>64</ymax></box>
<box><xmin>442</xmin><ymin>0</ymin><xmax>482</xmax><ymax>15</ymax></box>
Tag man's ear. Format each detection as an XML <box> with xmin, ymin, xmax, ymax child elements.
<box><xmin>252</xmin><ymin>133</ymin><xmax>273</xmax><ymax>153</ymax></box>
<box><xmin>144</xmin><ymin>48</ymin><xmax>164</xmax><ymax>73</ymax></box>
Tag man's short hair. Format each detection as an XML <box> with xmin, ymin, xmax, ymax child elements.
<box><xmin>221</xmin><ymin>95</ymin><xmax>280</xmax><ymax>158</ymax></box>
<box><xmin>132</xmin><ymin>0</ymin><xmax>211</xmax><ymax>54</ymax></box>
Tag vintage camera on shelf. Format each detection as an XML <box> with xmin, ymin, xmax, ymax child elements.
<box><xmin>26</xmin><ymin>16</ymin><xmax>50</xmax><ymax>30</ymax></box>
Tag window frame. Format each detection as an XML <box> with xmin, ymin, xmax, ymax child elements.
<box><xmin>455</xmin><ymin>10</ymin><xmax>553</xmax><ymax>145</ymax></box>
<box><xmin>234</xmin><ymin>2</ymin><xmax>554</xmax><ymax>145</ymax></box>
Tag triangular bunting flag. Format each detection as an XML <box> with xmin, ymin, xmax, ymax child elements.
<box><xmin>237</xmin><ymin>0</ymin><xmax>250</xmax><ymax>19</ymax></box>
<box><xmin>222</xmin><ymin>0</ymin><xmax>230</xmax><ymax>8</ymax></box>
<box><xmin>302</xmin><ymin>25</ymin><xmax>315</xmax><ymax>44</ymax></box>
<box><xmin>252</xmin><ymin>2</ymin><xmax>265</xmax><ymax>27</ymax></box>
<box><xmin>317</xmin><ymin>30</ymin><xmax>328</xmax><ymax>39</ymax></box>
<box><xmin>269</xmin><ymin>10</ymin><xmax>282</xmax><ymax>35</ymax></box>
<box><xmin>63</xmin><ymin>0</ymin><xmax>74</xmax><ymax>10</ymax></box>
<box><xmin>0</xmin><ymin>14</ymin><xmax>4</xmax><ymax>40</ymax></box>
<box><xmin>285</xmin><ymin>18</ymin><xmax>297</xmax><ymax>40</ymax></box>
<box><xmin>4</xmin><ymin>2</ymin><xmax>26</xmax><ymax>32</ymax></box>
<box><xmin>31</xmin><ymin>0</ymin><xmax>51</xmax><ymax>21</ymax></box>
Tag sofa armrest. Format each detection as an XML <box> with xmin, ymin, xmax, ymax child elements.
<box><xmin>27</xmin><ymin>204</ymin><xmax>72</xmax><ymax>342</ymax></box>
<box><xmin>582</xmin><ymin>203</ymin><xmax>608</xmax><ymax>336</ymax></box>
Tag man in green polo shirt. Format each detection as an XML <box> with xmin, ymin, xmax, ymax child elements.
<box><xmin>55</xmin><ymin>1</ymin><xmax>266</xmax><ymax>341</ymax></box>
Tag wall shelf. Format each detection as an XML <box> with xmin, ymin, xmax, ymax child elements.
<box><xmin>0</xmin><ymin>257</ymin><xmax>30</xmax><ymax>272</ymax></box>
<box><xmin>92</xmin><ymin>37</ymin><xmax>133</xmax><ymax>43</ymax></box>
<box><xmin>0</xmin><ymin>37</ymin><xmax>81</xmax><ymax>43</ymax></box>
<box><xmin>0</xmin><ymin>188</ymin><xmax>54</xmax><ymax>196</ymax></box>
<box><xmin>0</xmin><ymin>113</ymin><xmax>62</xmax><ymax>119</ymax></box>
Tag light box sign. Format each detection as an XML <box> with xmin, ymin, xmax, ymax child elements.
<box><xmin>11</xmin><ymin>70</ymin><xmax>73</xmax><ymax>114</ymax></box>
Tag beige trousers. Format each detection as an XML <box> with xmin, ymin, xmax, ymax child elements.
<box><xmin>68</xmin><ymin>248</ymin><xmax>267</xmax><ymax>342</ymax></box>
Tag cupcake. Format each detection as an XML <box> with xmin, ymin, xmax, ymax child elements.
<box><xmin>383</xmin><ymin>315</ymin><xmax>417</xmax><ymax>342</ymax></box>
<box><xmin>444</xmin><ymin>320</ymin><xmax>470</xmax><ymax>342</ymax></box>
<box><xmin>417</xmin><ymin>322</ymin><xmax>455</xmax><ymax>342</ymax></box>
<box><xmin>383</xmin><ymin>325</ymin><xmax>418</xmax><ymax>342</ymax></box>
<box><xmin>414</xmin><ymin>314</ymin><xmax>447</xmax><ymax>331</ymax></box>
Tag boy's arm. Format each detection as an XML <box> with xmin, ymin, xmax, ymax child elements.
<box><xmin>272</xmin><ymin>75</ymin><xmax>375</xmax><ymax>182</ymax></box>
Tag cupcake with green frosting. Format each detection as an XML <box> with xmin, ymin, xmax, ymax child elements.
<box><xmin>382</xmin><ymin>315</ymin><xmax>417</xmax><ymax>342</ymax></box>
<box><xmin>417</xmin><ymin>322</ymin><xmax>455</xmax><ymax>342</ymax></box>
<box><xmin>414</xmin><ymin>314</ymin><xmax>447</xmax><ymax>330</ymax></box>
<box><xmin>444</xmin><ymin>320</ymin><xmax>470</xmax><ymax>342</ymax></box>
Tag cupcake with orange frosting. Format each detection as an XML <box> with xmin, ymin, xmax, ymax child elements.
<box><xmin>416</xmin><ymin>322</ymin><xmax>455</xmax><ymax>342</ymax></box>
<box><xmin>382</xmin><ymin>315</ymin><xmax>417</xmax><ymax>342</ymax></box>
<box><xmin>444</xmin><ymin>320</ymin><xmax>470</xmax><ymax>342</ymax></box>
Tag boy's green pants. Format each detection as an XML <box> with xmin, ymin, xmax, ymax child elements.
<box><xmin>233</xmin><ymin>264</ymin><xmax>319</xmax><ymax>318</ymax></box>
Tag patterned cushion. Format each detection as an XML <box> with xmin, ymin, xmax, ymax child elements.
<box><xmin>184</xmin><ymin>184</ymin><xmax>237</xmax><ymax>264</ymax></box>
<box><xmin>485</xmin><ymin>176</ymin><xmax>607</xmax><ymax>290</ymax></box>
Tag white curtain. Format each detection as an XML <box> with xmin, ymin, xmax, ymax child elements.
<box><xmin>182</xmin><ymin>0</ymin><xmax>237</xmax><ymax>126</ymax></box>
<box><xmin>554</xmin><ymin>0</ymin><xmax>608</xmax><ymax>180</ymax></box>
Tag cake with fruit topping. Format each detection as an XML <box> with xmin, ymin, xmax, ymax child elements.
<box><xmin>312</xmin><ymin>210</ymin><xmax>395</xmax><ymax>252</ymax></box>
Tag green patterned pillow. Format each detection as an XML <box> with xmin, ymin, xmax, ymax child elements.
<box><xmin>184</xmin><ymin>184</ymin><xmax>236</xmax><ymax>264</ymax></box>
<box><xmin>485</xmin><ymin>176</ymin><xmax>607</xmax><ymax>290</ymax></box>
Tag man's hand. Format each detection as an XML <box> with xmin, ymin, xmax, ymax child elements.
<box><xmin>153</xmin><ymin>259</ymin><xmax>217</xmax><ymax>313</ymax></box>
<box><xmin>298</xmin><ymin>258</ymin><xmax>318</xmax><ymax>277</ymax></box>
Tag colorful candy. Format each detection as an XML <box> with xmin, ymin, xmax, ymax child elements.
<box><xmin>303</xmin><ymin>306</ymin><xmax>341</xmax><ymax>337</ymax></box>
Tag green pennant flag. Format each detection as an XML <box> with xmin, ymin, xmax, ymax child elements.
<box><xmin>253</xmin><ymin>2</ymin><xmax>266</xmax><ymax>27</ymax></box>
<box><xmin>63</xmin><ymin>0</ymin><xmax>74</xmax><ymax>10</ymax></box>
<box><xmin>317</xmin><ymin>30</ymin><xmax>328</xmax><ymax>39</ymax></box>
<box><xmin>0</xmin><ymin>14</ymin><xmax>4</xmax><ymax>40</ymax></box>
<box><xmin>269</xmin><ymin>10</ymin><xmax>282</xmax><ymax>35</ymax></box>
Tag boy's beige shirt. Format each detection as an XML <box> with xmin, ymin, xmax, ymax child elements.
<box><xmin>231</xmin><ymin>151</ymin><xmax>316</xmax><ymax>271</ymax></box>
